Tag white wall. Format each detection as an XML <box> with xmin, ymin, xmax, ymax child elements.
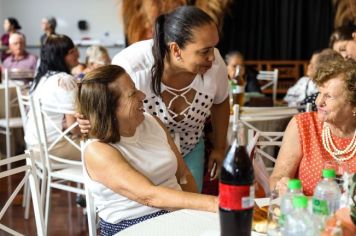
<box><xmin>0</xmin><ymin>0</ymin><xmax>125</xmax><ymax>46</ymax></box>
<box><xmin>0</xmin><ymin>1</ymin><xmax>3</xmax><ymax>31</ymax></box>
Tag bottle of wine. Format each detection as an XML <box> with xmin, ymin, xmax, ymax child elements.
<box><xmin>219</xmin><ymin>105</ymin><xmax>254</xmax><ymax>236</ymax></box>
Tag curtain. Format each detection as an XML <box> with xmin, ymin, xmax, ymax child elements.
<box><xmin>217</xmin><ymin>0</ymin><xmax>335</xmax><ymax>60</ymax></box>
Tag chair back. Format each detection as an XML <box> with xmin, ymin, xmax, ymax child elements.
<box><xmin>1</xmin><ymin>68</ymin><xmax>34</xmax><ymax>164</ymax></box>
<box><xmin>81</xmin><ymin>140</ymin><xmax>98</xmax><ymax>236</ymax></box>
<box><xmin>0</xmin><ymin>150</ymin><xmax>45</xmax><ymax>236</ymax></box>
<box><xmin>257</xmin><ymin>69</ymin><xmax>278</xmax><ymax>104</ymax></box>
<box><xmin>33</xmin><ymin>97</ymin><xmax>81</xmax><ymax>172</ymax></box>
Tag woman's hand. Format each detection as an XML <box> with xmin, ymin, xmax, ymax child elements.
<box><xmin>75</xmin><ymin>113</ymin><xmax>91</xmax><ymax>134</ymax></box>
<box><xmin>208</xmin><ymin>148</ymin><xmax>225</xmax><ymax>180</ymax></box>
<box><xmin>275</xmin><ymin>177</ymin><xmax>290</xmax><ymax>197</ymax></box>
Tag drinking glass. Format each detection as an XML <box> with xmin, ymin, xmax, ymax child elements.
<box><xmin>267</xmin><ymin>189</ymin><xmax>282</xmax><ymax>236</ymax></box>
<box><xmin>324</xmin><ymin>160</ymin><xmax>350</xmax><ymax>192</ymax></box>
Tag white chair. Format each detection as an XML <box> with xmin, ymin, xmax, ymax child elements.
<box><xmin>33</xmin><ymin>98</ymin><xmax>85</xmax><ymax>232</ymax></box>
<box><xmin>257</xmin><ymin>69</ymin><xmax>278</xmax><ymax>104</ymax></box>
<box><xmin>0</xmin><ymin>68</ymin><xmax>34</xmax><ymax>168</ymax></box>
<box><xmin>0</xmin><ymin>150</ymin><xmax>45</xmax><ymax>236</ymax></box>
<box><xmin>16</xmin><ymin>87</ymin><xmax>49</xmax><ymax>219</ymax></box>
<box><xmin>81</xmin><ymin>141</ymin><xmax>98</xmax><ymax>236</ymax></box>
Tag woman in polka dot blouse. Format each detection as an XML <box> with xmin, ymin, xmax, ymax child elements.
<box><xmin>270</xmin><ymin>56</ymin><xmax>356</xmax><ymax>196</ymax></box>
<box><xmin>79</xmin><ymin>6</ymin><xmax>230</xmax><ymax>192</ymax></box>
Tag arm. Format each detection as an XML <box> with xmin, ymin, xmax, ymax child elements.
<box><xmin>64</xmin><ymin>114</ymin><xmax>80</xmax><ymax>135</ymax></box>
<box><xmin>209</xmin><ymin>97</ymin><xmax>230</xmax><ymax>179</ymax></box>
<box><xmin>269</xmin><ymin>117</ymin><xmax>303</xmax><ymax>195</ymax></box>
<box><xmin>85</xmin><ymin>141</ymin><xmax>218</xmax><ymax>213</ymax></box>
<box><xmin>153</xmin><ymin>117</ymin><xmax>198</xmax><ymax>193</ymax></box>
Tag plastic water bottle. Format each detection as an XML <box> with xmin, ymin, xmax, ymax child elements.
<box><xmin>283</xmin><ymin>196</ymin><xmax>318</xmax><ymax>236</ymax></box>
<box><xmin>279</xmin><ymin>179</ymin><xmax>304</xmax><ymax>227</ymax></box>
<box><xmin>312</xmin><ymin>169</ymin><xmax>341</xmax><ymax>217</ymax></box>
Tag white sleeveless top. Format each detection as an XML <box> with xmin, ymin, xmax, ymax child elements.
<box><xmin>83</xmin><ymin>113</ymin><xmax>181</xmax><ymax>224</ymax></box>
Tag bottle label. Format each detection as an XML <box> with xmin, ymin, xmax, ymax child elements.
<box><xmin>312</xmin><ymin>198</ymin><xmax>329</xmax><ymax>215</ymax></box>
<box><xmin>219</xmin><ymin>183</ymin><xmax>254</xmax><ymax>210</ymax></box>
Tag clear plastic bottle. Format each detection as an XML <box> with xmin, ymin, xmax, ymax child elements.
<box><xmin>279</xmin><ymin>179</ymin><xmax>304</xmax><ymax>227</ymax></box>
<box><xmin>283</xmin><ymin>196</ymin><xmax>319</xmax><ymax>236</ymax></box>
<box><xmin>312</xmin><ymin>169</ymin><xmax>341</xmax><ymax>217</ymax></box>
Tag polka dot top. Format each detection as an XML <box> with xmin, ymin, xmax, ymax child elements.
<box><xmin>112</xmin><ymin>39</ymin><xmax>229</xmax><ymax>156</ymax></box>
<box><xmin>295</xmin><ymin>112</ymin><xmax>356</xmax><ymax>196</ymax></box>
<box><xmin>144</xmin><ymin>87</ymin><xmax>214</xmax><ymax>156</ymax></box>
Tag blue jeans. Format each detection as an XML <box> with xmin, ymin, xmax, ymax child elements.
<box><xmin>183</xmin><ymin>138</ymin><xmax>205</xmax><ymax>193</ymax></box>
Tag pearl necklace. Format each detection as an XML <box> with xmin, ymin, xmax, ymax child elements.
<box><xmin>321</xmin><ymin>123</ymin><xmax>356</xmax><ymax>162</ymax></box>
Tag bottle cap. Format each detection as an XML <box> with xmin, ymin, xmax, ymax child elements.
<box><xmin>287</xmin><ymin>179</ymin><xmax>301</xmax><ymax>190</ymax></box>
<box><xmin>292</xmin><ymin>196</ymin><xmax>308</xmax><ymax>209</ymax></box>
<box><xmin>322</xmin><ymin>169</ymin><xmax>336</xmax><ymax>178</ymax></box>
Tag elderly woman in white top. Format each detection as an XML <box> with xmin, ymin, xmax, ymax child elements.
<box><xmin>77</xmin><ymin>65</ymin><xmax>217</xmax><ymax>235</ymax></box>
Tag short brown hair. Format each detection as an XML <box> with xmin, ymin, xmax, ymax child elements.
<box><xmin>76</xmin><ymin>65</ymin><xmax>127</xmax><ymax>143</ymax></box>
<box><xmin>314</xmin><ymin>56</ymin><xmax>356</xmax><ymax>106</ymax></box>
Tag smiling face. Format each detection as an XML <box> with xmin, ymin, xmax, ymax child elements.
<box><xmin>114</xmin><ymin>74</ymin><xmax>146</xmax><ymax>135</ymax></box>
<box><xmin>315</xmin><ymin>75</ymin><xmax>355</xmax><ymax>124</ymax></box>
<box><xmin>176</xmin><ymin>23</ymin><xmax>219</xmax><ymax>74</ymax></box>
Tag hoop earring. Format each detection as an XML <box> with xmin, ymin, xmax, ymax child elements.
<box><xmin>176</xmin><ymin>56</ymin><xmax>182</xmax><ymax>61</ymax></box>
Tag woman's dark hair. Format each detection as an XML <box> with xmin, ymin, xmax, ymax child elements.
<box><xmin>46</xmin><ymin>17</ymin><xmax>57</xmax><ymax>32</ymax></box>
<box><xmin>76</xmin><ymin>65</ymin><xmax>126</xmax><ymax>143</ymax></box>
<box><xmin>6</xmin><ymin>17</ymin><xmax>21</xmax><ymax>30</ymax></box>
<box><xmin>151</xmin><ymin>6</ymin><xmax>214</xmax><ymax>96</ymax></box>
<box><xmin>329</xmin><ymin>24</ymin><xmax>356</xmax><ymax>48</ymax></box>
<box><xmin>31</xmin><ymin>34</ymin><xmax>75</xmax><ymax>92</ymax></box>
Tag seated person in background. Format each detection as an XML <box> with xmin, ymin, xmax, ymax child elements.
<box><xmin>283</xmin><ymin>52</ymin><xmax>319</xmax><ymax>107</ymax></box>
<box><xmin>345</xmin><ymin>27</ymin><xmax>356</xmax><ymax>60</ymax></box>
<box><xmin>83</xmin><ymin>45</ymin><xmax>111</xmax><ymax>72</ymax></box>
<box><xmin>270</xmin><ymin>56</ymin><xmax>356</xmax><ymax>196</ymax></box>
<box><xmin>40</xmin><ymin>16</ymin><xmax>57</xmax><ymax>46</ymax></box>
<box><xmin>225</xmin><ymin>51</ymin><xmax>262</xmax><ymax>93</ymax></box>
<box><xmin>1</xmin><ymin>17</ymin><xmax>21</xmax><ymax>62</ymax></box>
<box><xmin>71</xmin><ymin>63</ymin><xmax>86</xmax><ymax>79</ymax></box>
<box><xmin>71</xmin><ymin>45</ymin><xmax>111</xmax><ymax>80</ymax></box>
<box><xmin>3</xmin><ymin>32</ymin><xmax>37</xmax><ymax>70</ymax></box>
<box><xmin>77</xmin><ymin>65</ymin><xmax>217</xmax><ymax>235</ymax></box>
<box><xmin>329</xmin><ymin>24</ymin><xmax>356</xmax><ymax>58</ymax></box>
<box><xmin>25</xmin><ymin>34</ymin><xmax>81</xmax><ymax>161</ymax></box>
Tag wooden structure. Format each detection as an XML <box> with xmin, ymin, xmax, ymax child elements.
<box><xmin>245</xmin><ymin>60</ymin><xmax>309</xmax><ymax>97</ymax></box>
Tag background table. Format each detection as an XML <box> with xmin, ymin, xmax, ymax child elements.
<box><xmin>117</xmin><ymin>209</ymin><xmax>266</xmax><ymax>236</ymax></box>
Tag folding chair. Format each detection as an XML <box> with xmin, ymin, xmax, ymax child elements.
<box><xmin>257</xmin><ymin>69</ymin><xmax>278</xmax><ymax>104</ymax></box>
<box><xmin>0</xmin><ymin>68</ymin><xmax>34</xmax><ymax>168</ymax></box>
<box><xmin>33</xmin><ymin>98</ymin><xmax>85</xmax><ymax>232</ymax></box>
<box><xmin>0</xmin><ymin>150</ymin><xmax>45</xmax><ymax>236</ymax></box>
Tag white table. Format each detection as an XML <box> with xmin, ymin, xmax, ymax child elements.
<box><xmin>117</xmin><ymin>209</ymin><xmax>266</xmax><ymax>236</ymax></box>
